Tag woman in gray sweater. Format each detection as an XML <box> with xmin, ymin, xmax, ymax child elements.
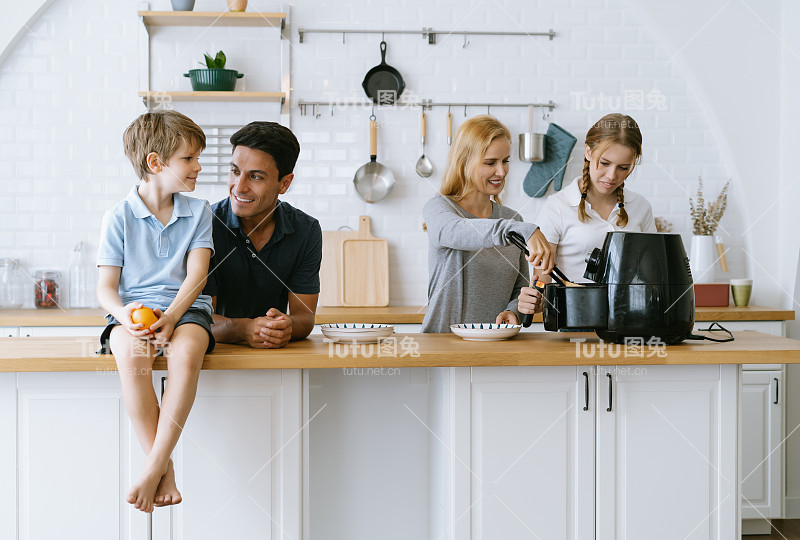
<box><xmin>422</xmin><ymin>115</ymin><xmax>553</xmax><ymax>333</ymax></box>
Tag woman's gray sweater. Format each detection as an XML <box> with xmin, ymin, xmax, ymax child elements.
<box><xmin>421</xmin><ymin>194</ymin><xmax>539</xmax><ymax>333</ymax></box>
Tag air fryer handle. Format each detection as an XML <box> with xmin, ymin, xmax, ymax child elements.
<box><xmin>584</xmin><ymin>247</ymin><xmax>603</xmax><ymax>281</ymax></box>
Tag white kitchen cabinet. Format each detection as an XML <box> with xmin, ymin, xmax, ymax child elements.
<box><xmin>741</xmin><ymin>371</ymin><xmax>783</xmax><ymax>523</ymax></box>
<box><xmin>444</xmin><ymin>364</ymin><xmax>738</xmax><ymax>540</ymax></box>
<box><xmin>1</xmin><ymin>327</ymin><xmax>18</xmax><ymax>337</ymax></box>
<box><xmin>4</xmin><ymin>369</ymin><xmax>301</xmax><ymax>540</ymax></box>
<box><xmin>595</xmin><ymin>364</ymin><xmax>738</xmax><ymax>540</ymax></box>
<box><xmin>19</xmin><ymin>325</ymin><xmax>102</xmax><ymax>337</ymax></box>
<box><xmin>447</xmin><ymin>366</ymin><xmax>596</xmax><ymax>540</ymax></box>
<box><xmin>15</xmin><ymin>371</ymin><xmax>143</xmax><ymax>540</ymax></box>
<box><xmin>0</xmin><ymin>374</ymin><xmax>16</xmax><ymax>540</ymax></box>
<box><xmin>152</xmin><ymin>369</ymin><xmax>302</xmax><ymax>540</ymax></box>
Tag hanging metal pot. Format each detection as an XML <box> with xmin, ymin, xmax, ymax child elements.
<box><xmin>353</xmin><ymin>116</ymin><xmax>396</xmax><ymax>203</ymax></box>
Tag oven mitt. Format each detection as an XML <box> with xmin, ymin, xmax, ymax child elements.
<box><xmin>523</xmin><ymin>123</ymin><xmax>578</xmax><ymax>198</ymax></box>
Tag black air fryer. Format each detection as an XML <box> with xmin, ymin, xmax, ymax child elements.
<box><xmin>542</xmin><ymin>232</ymin><xmax>695</xmax><ymax>344</ymax></box>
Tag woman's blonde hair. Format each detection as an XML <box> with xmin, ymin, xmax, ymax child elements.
<box><xmin>579</xmin><ymin>113</ymin><xmax>642</xmax><ymax>226</ymax></box>
<box><xmin>440</xmin><ymin>115</ymin><xmax>511</xmax><ymax>205</ymax></box>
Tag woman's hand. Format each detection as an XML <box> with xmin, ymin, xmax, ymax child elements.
<box><xmin>526</xmin><ymin>229</ymin><xmax>554</xmax><ymax>274</ymax></box>
<box><xmin>496</xmin><ymin>310</ymin><xmax>519</xmax><ymax>325</ymax></box>
<box><xmin>518</xmin><ymin>274</ymin><xmax>544</xmax><ymax>316</ymax></box>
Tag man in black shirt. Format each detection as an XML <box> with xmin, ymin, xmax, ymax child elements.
<box><xmin>204</xmin><ymin>122</ymin><xmax>322</xmax><ymax>348</ymax></box>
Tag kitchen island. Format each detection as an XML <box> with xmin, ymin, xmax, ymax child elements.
<box><xmin>1</xmin><ymin>330</ymin><xmax>800</xmax><ymax>539</ymax></box>
<box><xmin>0</xmin><ymin>330</ymin><xmax>799</xmax><ymax>370</ymax></box>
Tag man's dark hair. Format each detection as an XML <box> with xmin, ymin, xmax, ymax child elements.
<box><xmin>230</xmin><ymin>121</ymin><xmax>300</xmax><ymax>179</ymax></box>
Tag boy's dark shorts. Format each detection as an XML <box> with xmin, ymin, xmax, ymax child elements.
<box><xmin>99</xmin><ymin>308</ymin><xmax>215</xmax><ymax>355</ymax></box>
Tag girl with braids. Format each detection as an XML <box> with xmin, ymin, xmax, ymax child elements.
<box><xmin>422</xmin><ymin>115</ymin><xmax>554</xmax><ymax>333</ymax></box>
<box><xmin>518</xmin><ymin>113</ymin><xmax>656</xmax><ymax>315</ymax></box>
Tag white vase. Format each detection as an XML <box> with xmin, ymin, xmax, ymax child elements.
<box><xmin>689</xmin><ymin>235</ymin><xmax>717</xmax><ymax>284</ymax></box>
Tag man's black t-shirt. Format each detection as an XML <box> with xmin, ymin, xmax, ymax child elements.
<box><xmin>203</xmin><ymin>198</ymin><xmax>322</xmax><ymax>318</ymax></box>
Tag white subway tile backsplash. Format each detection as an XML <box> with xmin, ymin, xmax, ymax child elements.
<box><xmin>17</xmin><ymin>232</ymin><xmax>50</xmax><ymax>248</ymax></box>
<box><xmin>0</xmin><ymin>0</ymin><xmax>747</xmax><ymax>305</ymax></box>
<box><xmin>622</xmin><ymin>45</ymin><xmax>655</xmax><ymax>61</ymax></box>
<box><xmin>2</xmin><ymin>215</ymin><xmax>33</xmax><ymax>231</ymax></box>
<box><xmin>317</xmin><ymin>149</ymin><xmax>348</xmax><ymax>161</ymax></box>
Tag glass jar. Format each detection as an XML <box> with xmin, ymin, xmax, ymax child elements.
<box><xmin>0</xmin><ymin>259</ymin><xmax>25</xmax><ymax>309</ymax></box>
<box><xmin>69</xmin><ymin>241</ymin><xmax>97</xmax><ymax>308</ymax></box>
<box><xmin>34</xmin><ymin>270</ymin><xmax>62</xmax><ymax>309</ymax></box>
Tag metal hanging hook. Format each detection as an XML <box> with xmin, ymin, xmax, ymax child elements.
<box><xmin>487</xmin><ymin>105</ymin><xmax>491</xmax><ymax>115</ymax></box>
<box><xmin>464</xmin><ymin>104</ymin><xmax>467</xmax><ymax>117</ymax></box>
<box><xmin>463</xmin><ymin>33</ymin><xmax>470</xmax><ymax>48</ymax></box>
<box><xmin>342</xmin><ymin>32</ymin><xmax>346</xmax><ymax>44</ymax></box>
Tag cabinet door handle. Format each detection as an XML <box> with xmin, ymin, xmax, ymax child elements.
<box><xmin>774</xmin><ymin>378</ymin><xmax>779</xmax><ymax>405</ymax></box>
<box><xmin>606</xmin><ymin>373</ymin><xmax>613</xmax><ymax>412</ymax></box>
<box><xmin>583</xmin><ymin>371</ymin><xmax>589</xmax><ymax>411</ymax></box>
<box><xmin>161</xmin><ymin>376</ymin><xmax>167</xmax><ymax>400</ymax></box>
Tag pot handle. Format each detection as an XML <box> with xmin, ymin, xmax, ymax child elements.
<box><xmin>236</xmin><ymin>73</ymin><xmax>244</xmax><ymax>78</ymax></box>
<box><xmin>446</xmin><ymin>111</ymin><xmax>452</xmax><ymax>143</ymax></box>
<box><xmin>370</xmin><ymin>118</ymin><xmax>377</xmax><ymax>161</ymax></box>
<box><xmin>183</xmin><ymin>73</ymin><xmax>190</xmax><ymax>77</ymax></box>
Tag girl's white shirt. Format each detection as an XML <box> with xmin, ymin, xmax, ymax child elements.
<box><xmin>535</xmin><ymin>176</ymin><xmax>657</xmax><ymax>283</ymax></box>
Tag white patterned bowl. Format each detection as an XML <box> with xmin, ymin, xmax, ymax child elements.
<box><xmin>320</xmin><ymin>323</ymin><xmax>395</xmax><ymax>343</ymax></box>
<box><xmin>450</xmin><ymin>323</ymin><xmax>522</xmax><ymax>341</ymax></box>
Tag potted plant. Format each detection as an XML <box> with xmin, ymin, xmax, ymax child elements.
<box><xmin>688</xmin><ymin>176</ymin><xmax>730</xmax><ymax>283</ymax></box>
<box><xmin>184</xmin><ymin>50</ymin><xmax>244</xmax><ymax>92</ymax></box>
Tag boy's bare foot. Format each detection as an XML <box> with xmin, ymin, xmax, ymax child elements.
<box><xmin>154</xmin><ymin>459</ymin><xmax>182</xmax><ymax>507</ymax></box>
<box><xmin>127</xmin><ymin>460</ymin><xmax>167</xmax><ymax>513</ymax></box>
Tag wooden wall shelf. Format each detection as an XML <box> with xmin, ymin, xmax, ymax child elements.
<box><xmin>138</xmin><ymin>91</ymin><xmax>285</xmax><ymax>103</ymax></box>
<box><xmin>138</xmin><ymin>11</ymin><xmax>285</xmax><ymax>28</ymax></box>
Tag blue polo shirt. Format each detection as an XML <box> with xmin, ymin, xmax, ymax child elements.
<box><xmin>97</xmin><ymin>186</ymin><xmax>214</xmax><ymax>317</ymax></box>
<box><xmin>203</xmin><ymin>198</ymin><xmax>322</xmax><ymax>319</ymax></box>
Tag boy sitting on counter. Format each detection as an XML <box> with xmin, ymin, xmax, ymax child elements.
<box><xmin>96</xmin><ymin>110</ymin><xmax>214</xmax><ymax>513</ymax></box>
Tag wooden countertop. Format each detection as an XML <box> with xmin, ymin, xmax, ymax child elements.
<box><xmin>0</xmin><ymin>305</ymin><xmax>794</xmax><ymax>326</ymax></box>
<box><xmin>2</xmin><ymin>331</ymin><xmax>800</xmax><ymax>372</ymax></box>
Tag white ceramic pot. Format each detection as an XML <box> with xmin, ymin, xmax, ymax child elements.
<box><xmin>170</xmin><ymin>0</ymin><xmax>195</xmax><ymax>10</ymax></box>
<box><xmin>689</xmin><ymin>234</ymin><xmax>717</xmax><ymax>284</ymax></box>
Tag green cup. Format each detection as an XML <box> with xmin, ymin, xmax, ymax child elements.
<box><xmin>730</xmin><ymin>279</ymin><xmax>752</xmax><ymax>307</ymax></box>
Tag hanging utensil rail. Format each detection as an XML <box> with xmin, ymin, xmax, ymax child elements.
<box><xmin>298</xmin><ymin>27</ymin><xmax>556</xmax><ymax>44</ymax></box>
<box><xmin>298</xmin><ymin>99</ymin><xmax>556</xmax><ymax>117</ymax></box>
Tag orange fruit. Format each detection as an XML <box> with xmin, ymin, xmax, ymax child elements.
<box><xmin>131</xmin><ymin>307</ymin><xmax>159</xmax><ymax>330</ymax></box>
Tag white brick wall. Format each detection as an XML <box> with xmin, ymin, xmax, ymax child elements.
<box><xmin>0</xmin><ymin>0</ymin><xmax>744</xmax><ymax>307</ymax></box>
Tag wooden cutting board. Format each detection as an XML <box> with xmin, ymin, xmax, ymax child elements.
<box><xmin>320</xmin><ymin>216</ymin><xmax>389</xmax><ymax>307</ymax></box>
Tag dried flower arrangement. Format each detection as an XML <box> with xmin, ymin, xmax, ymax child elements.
<box><xmin>654</xmin><ymin>217</ymin><xmax>673</xmax><ymax>233</ymax></box>
<box><xmin>689</xmin><ymin>176</ymin><xmax>730</xmax><ymax>235</ymax></box>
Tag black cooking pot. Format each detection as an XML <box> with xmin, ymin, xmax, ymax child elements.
<box><xmin>542</xmin><ymin>232</ymin><xmax>695</xmax><ymax>344</ymax></box>
<box><xmin>542</xmin><ymin>283</ymin><xmax>607</xmax><ymax>332</ymax></box>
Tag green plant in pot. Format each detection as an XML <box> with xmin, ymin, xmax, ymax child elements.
<box><xmin>184</xmin><ymin>51</ymin><xmax>244</xmax><ymax>91</ymax></box>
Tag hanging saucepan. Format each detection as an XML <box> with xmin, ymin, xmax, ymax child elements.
<box><xmin>353</xmin><ymin>115</ymin><xmax>396</xmax><ymax>203</ymax></box>
<box><xmin>362</xmin><ymin>41</ymin><xmax>405</xmax><ymax>105</ymax></box>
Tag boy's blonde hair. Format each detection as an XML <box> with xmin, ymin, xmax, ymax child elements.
<box><xmin>123</xmin><ymin>111</ymin><xmax>206</xmax><ymax>181</ymax></box>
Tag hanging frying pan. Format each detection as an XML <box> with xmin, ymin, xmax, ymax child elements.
<box><xmin>353</xmin><ymin>115</ymin><xmax>396</xmax><ymax>203</ymax></box>
<box><xmin>362</xmin><ymin>41</ymin><xmax>405</xmax><ymax>105</ymax></box>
